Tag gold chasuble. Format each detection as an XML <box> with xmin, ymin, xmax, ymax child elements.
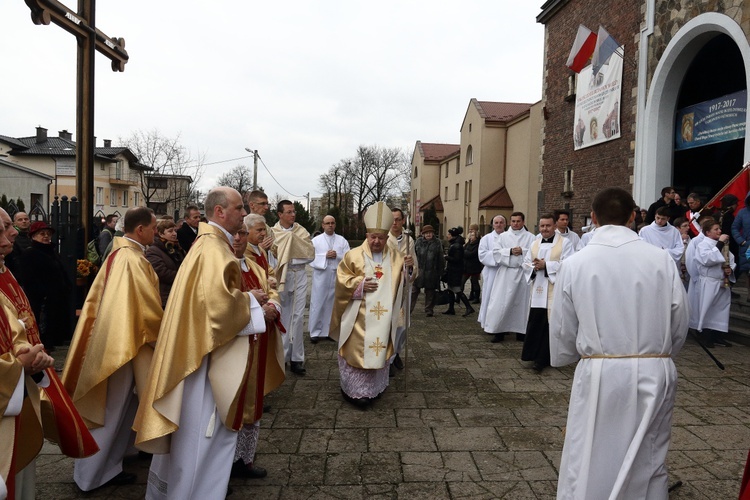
<box><xmin>0</xmin><ymin>294</ymin><xmax>43</xmax><ymax>499</ymax></box>
<box><xmin>329</xmin><ymin>240</ymin><xmax>405</xmax><ymax>370</ymax></box>
<box><xmin>134</xmin><ymin>223</ymin><xmax>254</xmax><ymax>453</ymax></box>
<box><xmin>0</xmin><ymin>267</ymin><xmax>98</xmax><ymax>458</ymax></box>
<box><xmin>271</xmin><ymin>223</ymin><xmax>314</xmax><ymax>292</ymax></box>
<box><xmin>62</xmin><ymin>237</ymin><xmax>162</xmax><ymax>429</ymax></box>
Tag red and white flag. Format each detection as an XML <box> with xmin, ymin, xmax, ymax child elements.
<box><xmin>705</xmin><ymin>162</ymin><xmax>750</xmax><ymax>216</ymax></box>
<box><xmin>566</xmin><ymin>25</ymin><xmax>597</xmax><ymax>73</ymax></box>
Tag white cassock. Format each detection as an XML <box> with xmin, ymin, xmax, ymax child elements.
<box><xmin>146</xmin><ymin>296</ymin><xmax>266</xmax><ymax>500</ymax></box>
<box><xmin>639</xmin><ymin>222</ymin><xmax>683</xmax><ymax>269</ymax></box>
<box><xmin>556</xmin><ymin>228</ymin><xmax>581</xmax><ymax>251</ymax></box>
<box><xmin>577</xmin><ymin>227</ymin><xmax>596</xmax><ymax>251</ymax></box>
<box><xmin>477</xmin><ymin>230</ymin><xmax>504</xmax><ymax>325</ymax></box>
<box><xmin>482</xmin><ymin>228</ymin><xmax>535</xmax><ymax>334</ymax></box>
<box><xmin>74</xmin><ymin>364</ymin><xmax>137</xmax><ymax>491</ymax></box>
<box><xmin>550</xmin><ymin>225</ymin><xmax>688</xmax><ymax>500</ymax></box>
<box><xmin>695</xmin><ymin>237</ymin><xmax>735</xmax><ymax>333</ymax></box>
<box><xmin>309</xmin><ymin>233</ymin><xmax>349</xmax><ymax>340</ymax></box>
<box><xmin>685</xmin><ymin>233</ymin><xmax>705</xmax><ymax>329</ymax></box>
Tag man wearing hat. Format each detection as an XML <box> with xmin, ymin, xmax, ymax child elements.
<box><xmin>329</xmin><ymin>202</ymin><xmax>406</xmax><ymax>408</ymax></box>
<box><xmin>412</xmin><ymin>225</ymin><xmax>444</xmax><ymax>317</ymax></box>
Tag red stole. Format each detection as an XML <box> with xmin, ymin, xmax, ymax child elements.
<box><xmin>238</xmin><ymin>264</ymin><xmax>269</xmax><ymax>423</ymax></box>
<box><xmin>0</xmin><ymin>268</ymin><xmax>99</xmax><ymax>458</ymax></box>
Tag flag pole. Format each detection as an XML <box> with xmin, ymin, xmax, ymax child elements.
<box><xmin>403</xmin><ymin>212</ymin><xmax>411</xmax><ymax>396</ymax></box>
<box><xmin>700</xmin><ymin>161</ymin><xmax>750</xmax><ymax>214</ymax></box>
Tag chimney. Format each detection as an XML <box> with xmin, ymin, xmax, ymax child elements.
<box><xmin>103</xmin><ymin>139</ymin><xmax>112</xmax><ymax>148</ymax></box>
<box><xmin>35</xmin><ymin>126</ymin><xmax>47</xmax><ymax>144</ymax></box>
<box><xmin>58</xmin><ymin>129</ymin><xmax>73</xmax><ymax>141</ymax></box>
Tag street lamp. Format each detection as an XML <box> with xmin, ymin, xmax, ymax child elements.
<box><xmin>244</xmin><ymin>147</ymin><xmax>258</xmax><ymax>190</ymax></box>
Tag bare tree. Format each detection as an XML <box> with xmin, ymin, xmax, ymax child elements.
<box><xmin>119</xmin><ymin>129</ymin><xmax>205</xmax><ymax>214</ymax></box>
<box><xmin>215</xmin><ymin>164</ymin><xmax>255</xmax><ymax>194</ymax></box>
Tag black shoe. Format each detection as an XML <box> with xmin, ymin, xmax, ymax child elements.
<box><xmin>426</xmin><ymin>312</ymin><xmax>433</xmax><ymax>317</ymax></box>
<box><xmin>290</xmin><ymin>362</ymin><xmax>306</xmax><ymax>375</ymax></box>
<box><xmin>471</xmin><ymin>299</ymin><xmax>481</xmax><ymax>304</ymax></box>
<box><xmin>699</xmin><ymin>333</ymin><xmax>714</xmax><ymax>348</ymax></box>
<box><xmin>393</xmin><ymin>353</ymin><xmax>404</xmax><ymax>370</ymax></box>
<box><xmin>532</xmin><ymin>362</ymin><xmax>545</xmax><ymax>372</ymax></box>
<box><xmin>326</xmin><ymin>336</ymin><xmax>337</xmax><ymax>342</ymax></box>
<box><xmin>104</xmin><ymin>471</ymin><xmax>137</xmax><ymax>487</ymax></box>
<box><xmin>231</xmin><ymin>460</ymin><xmax>267</xmax><ymax>479</ymax></box>
<box><xmin>263</xmin><ymin>404</ymin><xmax>272</xmax><ymax>413</ymax></box>
<box><xmin>245</xmin><ymin>465</ymin><xmax>267</xmax><ymax>479</ymax></box>
<box><xmin>714</xmin><ymin>337</ymin><xmax>733</xmax><ymax>347</ymax></box>
<box><xmin>491</xmin><ymin>333</ymin><xmax>504</xmax><ymax>343</ymax></box>
<box><xmin>516</xmin><ymin>333</ymin><xmax>525</xmax><ymax>342</ymax></box>
<box><xmin>341</xmin><ymin>388</ymin><xmax>371</xmax><ymax>409</ymax></box>
<box><xmin>443</xmin><ymin>309</ymin><xmax>455</xmax><ymax>315</ymax></box>
<box><xmin>462</xmin><ymin>307</ymin><xmax>475</xmax><ymax>317</ymax></box>
<box><xmin>310</xmin><ymin>337</ymin><xmax>319</xmax><ymax>344</ymax></box>
<box><xmin>389</xmin><ymin>364</ymin><xmax>396</xmax><ymax>377</ymax></box>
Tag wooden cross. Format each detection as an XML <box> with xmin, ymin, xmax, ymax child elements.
<box><xmin>369</xmin><ymin>301</ymin><xmax>388</xmax><ymax>320</ymax></box>
<box><xmin>368</xmin><ymin>337</ymin><xmax>386</xmax><ymax>357</ymax></box>
<box><xmin>24</xmin><ymin>0</ymin><xmax>129</xmax><ymax>243</ymax></box>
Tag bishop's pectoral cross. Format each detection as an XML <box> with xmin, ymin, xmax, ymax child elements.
<box><xmin>24</xmin><ymin>0</ymin><xmax>129</xmax><ymax>244</ymax></box>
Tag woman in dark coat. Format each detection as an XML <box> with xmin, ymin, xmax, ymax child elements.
<box><xmin>462</xmin><ymin>225</ymin><xmax>483</xmax><ymax>303</ymax></box>
<box><xmin>442</xmin><ymin>227</ymin><xmax>475</xmax><ymax>316</ymax></box>
<box><xmin>146</xmin><ymin>218</ymin><xmax>186</xmax><ymax>307</ymax></box>
<box><xmin>412</xmin><ymin>225</ymin><xmax>444</xmax><ymax>316</ymax></box>
<box><xmin>19</xmin><ymin>221</ymin><xmax>73</xmax><ymax>349</ymax></box>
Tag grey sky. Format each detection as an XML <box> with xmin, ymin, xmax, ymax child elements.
<box><xmin>2</xmin><ymin>2</ymin><xmax>544</xmax><ymax>204</ymax></box>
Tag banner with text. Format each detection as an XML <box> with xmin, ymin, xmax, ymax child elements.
<box><xmin>674</xmin><ymin>90</ymin><xmax>747</xmax><ymax>151</ymax></box>
<box><xmin>573</xmin><ymin>46</ymin><xmax>623</xmax><ymax>150</ymax></box>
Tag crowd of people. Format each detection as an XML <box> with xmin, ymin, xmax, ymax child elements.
<box><xmin>0</xmin><ymin>182</ymin><xmax>743</xmax><ymax>499</ymax></box>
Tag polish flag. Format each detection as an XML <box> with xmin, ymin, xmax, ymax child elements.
<box><xmin>705</xmin><ymin>162</ymin><xmax>750</xmax><ymax>216</ymax></box>
<box><xmin>591</xmin><ymin>26</ymin><xmax>621</xmax><ymax>75</ymax></box>
<box><xmin>566</xmin><ymin>25</ymin><xmax>597</xmax><ymax>73</ymax></box>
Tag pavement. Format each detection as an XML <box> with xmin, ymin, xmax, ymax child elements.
<box><xmin>35</xmin><ymin>298</ymin><xmax>750</xmax><ymax>499</ymax></box>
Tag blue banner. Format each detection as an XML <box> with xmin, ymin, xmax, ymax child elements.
<box><xmin>675</xmin><ymin>90</ymin><xmax>746</xmax><ymax>151</ymax></box>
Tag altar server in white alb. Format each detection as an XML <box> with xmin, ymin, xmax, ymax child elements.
<box><xmin>309</xmin><ymin>215</ymin><xmax>349</xmax><ymax>343</ymax></box>
<box><xmin>694</xmin><ymin>218</ymin><xmax>735</xmax><ymax>347</ymax></box>
<box><xmin>550</xmin><ymin>187</ymin><xmax>688</xmax><ymax>500</ymax></box>
<box><xmin>482</xmin><ymin>212</ymin><xmax>535</xmax><ymax>343</ymax></box>
<box><xmin>639</xmin><ymin>206</ymin><xmax>684</xmax><ymax>269</ymax></box>
<box><xmin>477</xmin><ymin>215</ymin><xmax>506</xmax><ymax>326</ymax></box>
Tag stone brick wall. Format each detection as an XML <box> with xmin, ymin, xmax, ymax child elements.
<box><xmin>539</xmin><ymin>0</ymin><xmax>641</xmax><ymax>231</ymax></box>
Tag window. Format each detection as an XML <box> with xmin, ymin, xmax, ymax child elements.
<box><xmin>96</xmin><ymin>187</ymin><xmax>104</xmax><ymax>205</ymax></box>
<box><xmin>148</xmin><ymin>201</ymin><xmax>167</xmax><ymax>214</ymax></box>
<box><xmin>413</xmin><ymin>166</ymin><xmax>418</xmax><ymax>179</ymax></box>
<box><xmin>122</xmin><ymin>190</ymin><xmax>128</xmax><ymax>207</ymax></box>
<box><xmin>455</xmin><ymin>183</ymin><xmax>459</xmax><ymax>200</ymax></box>
<box><xmin>115</xmin><ymin>160</ymin><xmax>124</xmax><ymax>180</ymax></box>
<box><xmin>564</xmin><ymin>169</ymin><xmax>574</xmax><ymax>193</ymax></box>
<box><xmin>469</xmin><ymin>123</ymin><xmax>472</xmax><ymax>132</ymax></box>
<box><xmin>444</xmin><ymin>163</ymin><xmax>448</xmax><ymax>178</ymax></box>
<box><xmin>147</xmin><ymin>177</ymin><xmax>168</xmax><ymax>189</ymax></box>
<box><xmin>134</xmin><ymin>192</ymin><xmax>140</xmax><ymax>207</ymax></box>
<box><xmin>444</xmin><ymin>186</ymin><xmax>448</xmax><ymax>201</ymax></box>
<box><xmin>466</xmin><ymin>145</ymin><xmax>473</xmax><ymax>166</ymax></box>
<box><xmin>456</xmin><ymin>159</ymin><xmax>460</xmax><ymax>175</ymax></box>
<box><xmin>110</xmin><ymin>188</ymin><xmax>117</xmax><ymax>206</ymax></box>
<box><xmin>468</xmin><ymin>180</ymin><xmax>472</xmax><ymax>202</ymax></box>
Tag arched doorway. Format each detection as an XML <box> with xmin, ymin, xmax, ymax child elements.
<box><xmin>636</xmin><ymin>13</ymin><xmax>750</xmax><ymax>206</ymax></box>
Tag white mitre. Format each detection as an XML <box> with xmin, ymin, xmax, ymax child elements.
<box><xmin>364</xmin><ymin>201</ymin><xmax>393</xmax><ymax>235</ymax></box>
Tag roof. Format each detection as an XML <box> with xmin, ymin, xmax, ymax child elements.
<box><xmin>0</xmin><ymin>158</ymin><xmax>54</xmax><ymax>180</ymax></box>
<box><xmin>478</xmin><ymin>186</ymin><xmax>514</xmax><ymax>209</ymax></box>
<box><xmin>474</xmin><ymin>100</ymin><xmax>533</xmax><ymax>123</ymax></box>
<box><xmin>417</xmin><ymin>142</ymin><xmax>460</xmax><ymax>162</ymax></box>
<box><xmin>421</xmin><ymin>194</ymin><xmax>443</xmax><ymax>212</ymax></box>
<box><xmin>0</xmin><ymin>135</ymin><xmax>28</xmax><ymax>149</ymax></box>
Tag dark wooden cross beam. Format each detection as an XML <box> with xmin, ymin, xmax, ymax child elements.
<box><xmin>24</xmin><ymin>0</ymin><xmax>128</xmax><ymax>243</ymax></box>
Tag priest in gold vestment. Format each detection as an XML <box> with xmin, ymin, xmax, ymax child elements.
<box><xmin>134</xmin><ymin>187</ymin><xmax>267</xmax><ymax>500</ymax></box>
<box><xmin>330</xmin><ymin>202</ymin><xmax>405</xmax><ymax>408</ymax></box>
<box><xmin>62</xmin><ymin>206</ymin><xmax>163</xmax><ymax>491</ymax></box>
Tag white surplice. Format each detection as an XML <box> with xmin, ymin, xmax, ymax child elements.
<box><xmin>685</xmin><ymin>233</ymin><xmax>705</xmax><ymax>329</ymax></box>
<box><xmin>695</xmin><ymin>237</ymin><xmax>735</xmax><ymax>332</ymax></box>
<box><xmin>477</xmin><ymin>230</ymin><xmax>504</xmax><ymax>325</ymax></box>
<box><xmin>639</xmin><ymin>221</ymin><xmax>683</xmax><ymax>269</ymax></box>
<box><xmin>74</xmin><ymin>363</ymin><xmax>137</xmax><ymax>491</ymax></box>
<box><xmin>556</xmin><ymin>227</ymin><xmax>581</xmax><ymax>251</ymax></box>
<box><xmin>550</xmin><ymin>225</ymin><xmax>688</xmax><ymax>500</ymax></box>
<box><xmin>309</xmin><ymin>233</ymin><xmax>349</xmax><ymax>339</ymax></box>
<box><xmin>146</xmin><ymin>295</ymin><xmax>265</xmax><ymax>500</ymax></box>
<box><xmin>576</xmin><ymin>227</ymin><xmax>596</xmax><ymax>251</ymax></box>
<box><xmin>482</xmin><ymin>228</ymin><xmax>535</xmax><ymax>334</ymax></box>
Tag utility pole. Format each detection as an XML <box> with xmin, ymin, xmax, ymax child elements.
<box><xmin>244</xmin><ymin>147</ymin><xmax>258</xmax><ymax>190</ymax></box>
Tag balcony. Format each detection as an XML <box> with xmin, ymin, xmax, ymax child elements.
<box><xmin>109</xmin><ymin>169</ymin><xmax>140</xmax><ymax>186</ymax></box>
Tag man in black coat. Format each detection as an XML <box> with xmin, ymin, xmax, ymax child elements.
<box><xmin>411</xmin><ymin>225</ymin><xmax>444</xmax><ymax>317</ymax></box>
<box><xmin>176</xmin><ymin>204</ymin><xmax>202</xmax><ymax>251</ymax></box>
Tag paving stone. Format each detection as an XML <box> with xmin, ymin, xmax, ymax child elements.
<box><xmin>433</xmin><ymin>427</ymin><xmax>504</xmax><ymax>452</ymax></box>
<box><xmin>474</xmin><ymin>451</ymin><xmax>558</xmax><ymax>481</ymax></box>
<box><xmin>394</xmin><ymin>408</ymin><xmax>460</xmax><ymax>428</ymax></box>
<box><xmin>368</xmin><ymin>427</ymin><xmax>437</xmax><ymax>452</ymax></box>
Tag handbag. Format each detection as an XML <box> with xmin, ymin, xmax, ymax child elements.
<box><xmin>435</xmin><ymin>284</ymin><xmax>453</xmax><ymax>306</ymax></box>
